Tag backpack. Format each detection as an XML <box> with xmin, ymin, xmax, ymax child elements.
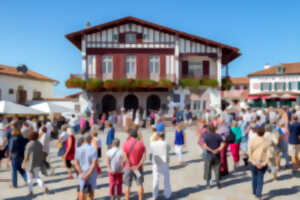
<box><xmin>225</xmin><ymin>129</ymin><xmax>236</xmax><ymax>144</ymax></box>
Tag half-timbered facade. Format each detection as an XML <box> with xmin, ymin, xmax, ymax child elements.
<box><xmin>66</xmin><ymin>16</ymin><xmax>240</xmax><ymax>114</ymax></box>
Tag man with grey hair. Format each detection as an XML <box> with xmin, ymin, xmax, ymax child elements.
<box><xmin>106</xmin><ymin>138</ymin><xmax>124</xmax><ymax>200</ymax></box>
<box><xmin>74</xmin><ymin>134</ymin><xmax>98</xmax><ymax>200</ymax></box>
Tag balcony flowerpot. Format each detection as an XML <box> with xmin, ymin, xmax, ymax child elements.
<box><xmin>157</xmin><ymin>79</ymin><xmax>173</xmax><ymax>89</ymax></box>
<box><xmin>104</xmin><ymin>80</ymin><xmax>117</xmax><ymax>90</ymax></box>
<box><xmin>200</xmin><ymin>78</ymin><xmax>218</xmax><ymax>88</ymax></box>
<box><xmin>65</xmin><ymin>77</ymin><xmax>86</xmax><ymax>89</ymax></box>
<box><xmin>179</xmin><ymin>78</ymin><xmax>199</xmax><ymax>88</ymax></box>
<box><xmin>86</xmin><ymin>78</ymin><xmax>103</xmax><ymax>91</ymax></box>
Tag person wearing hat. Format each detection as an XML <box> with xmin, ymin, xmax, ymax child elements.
<box><xmin>122</xmin><ymin>128</ymin><xmax>146</xmax><ymax>200</ymax></box>
<box><xmin>74</xmin><ymin>133</ymin><xmax>98</xmax><ymax>200</ymax></box>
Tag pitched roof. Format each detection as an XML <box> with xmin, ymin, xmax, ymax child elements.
<box><xmin>248</xmin><ymin>62</ymin><xmax>300</xmax><ymax>76</ymax></box>
<box><xmin>230</xmin><ymin>77</ymin><xmax>249</xmax><ymax>85</ymax></box>
<box><xmin>0</xmin><ymin>64</ymin><xmax>58</xmax><ymax>83</ymax></box>
<box><xmin>65</xmin><ymin>16</ymin><xmax>240</xmax><ymax>64</ymax></box>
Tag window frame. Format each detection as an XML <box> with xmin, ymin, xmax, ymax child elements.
<box><xmin>125</xmin><ymin>33</ymin><xmax>137</xmax><ymax>43</ymax></box>
<box><xmin>102</xmin><ymin>56</ymin><xmax>113</xmax><ymax>74</ymax></box>
<box><xmin>188</xmin><ymin>61</ymin><xmax>203</xmax><ymax>76</ymax></box>
<box><xmin>125</xmin><ymin>56</ymin><xmax>136</xmax><ymax>75</ymax></box>
<box><xmin>149</xmin><ymin>56</ymin><xmax>160</xmax><ymax>74</ymax></box>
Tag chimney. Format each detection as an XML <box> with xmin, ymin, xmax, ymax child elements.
<box><xmin>264</xmin><ymin>63</ymin><xmax>270</xmax><ymax>69</ymax></box>
<box><xmin>86</xmin><ymin>22</ymin><xmax>91</xmax><ymax>29</ymax></box>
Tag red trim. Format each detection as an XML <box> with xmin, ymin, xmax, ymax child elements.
<box><xmin>86</xmin><ymin>48</ymin><xmax>174</xmax><ymax>54</ymax></box>
<box><xmin>180</xmin><ymin>53</ymin><xmax>217</xmax><ymax>58</ymax></box>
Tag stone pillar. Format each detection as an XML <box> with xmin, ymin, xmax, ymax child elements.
<box><xmin>217</xmin><ymin>48</ymin><xmax>222</xmax><ymax>87</ymax></box>
<box><xmin>81</xmin><ymin>35</ymin><xmax>87</xmax><ymax>80</ymax></box>
<box><xmin>174</xmin><ymin>35</ymin><xmax>180</xmax><ymax>84</ymax></box>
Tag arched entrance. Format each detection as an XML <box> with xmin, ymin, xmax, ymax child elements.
<box><xmin>102</xmin><ymin>95</ymin><xmax>116</xmax><ymax>114</ymax></box>
<box><xmin>147</xmin><ymin>95</ymin><xmax>161</xmax><ymax>111</ymax></box>
<box><xmin>124</xmin><ymin>94</ymin><xmax>139</xmax><ymax>110</ymax></box>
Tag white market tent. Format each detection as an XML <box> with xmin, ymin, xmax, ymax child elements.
<box><xmin>0</xmin><ymin>100</ymin><xmax>45</xmax><ymax>115</ymax></box>
<box><xmin>30</xmin><ymin>102</ymin><xmax>73</xmax><ymax>114</ymax></box>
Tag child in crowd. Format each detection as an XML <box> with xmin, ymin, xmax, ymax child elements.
<box><xmin>106</xmin><ymin>122</ymin><xmax>115</xmax><ymax>149</ymax></box>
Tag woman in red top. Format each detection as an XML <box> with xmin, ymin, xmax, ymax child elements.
<box><xmin>64</xmin><ymin>128</ymin><xmax>76</xmax><ymax>179</ymax></box>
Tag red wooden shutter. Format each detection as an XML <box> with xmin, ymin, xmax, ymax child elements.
<box><xmin>96</xmin><ymin>55</ymin><xmax>102</xmax><ymax>79</ymax></box>
<box><xmin>160</xmin><ymin>55</ymin><xmax>166</xmax><ymax>79</ymax></box>
<box><xmin>119</xmin><ymin>33</ymin><xmax>125</xmax><ymax>43</ymax></box>
<box><xmin>113</xmin><ymin>55</ymin><xmax>119</xmax><ymax>79</ymax></box>
<box><xmin>136</xmin><ymin>54</ymin><xmax>142</xmax><ymax>79</ymax></box>
<box><xmin>137</xmin><ymin>33</ymin><xmax>143</xmax><ymax>43</ymax></box>
<box><xmin>182</xmin><ymin>61</ymin><xmax>188</xmax><ymax>77</ymax></box>
<box><xmin>143</xmin><ymin>54</ymin><xmax>149</xmax><ymax>78</ymax></box>
<box><xmin>119</xmin><ymin>54</ymin><xmax>126</xmax><ymax>79</ymax></box>
<box><xmin>203</xmin><ymin>60</ymin><xmax>210</xmax><ymax>77</ymax></box>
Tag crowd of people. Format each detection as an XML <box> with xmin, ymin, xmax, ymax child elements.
<box><xmin>0</xmin><ymin>105</ymin><xmax>299</xmax><ymax>200</ymax></box>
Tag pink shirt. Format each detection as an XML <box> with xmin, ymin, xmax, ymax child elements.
<box><xmin>123</xmin><ymin>138</ymin><xmax>146</xmax><ymax>169</ymax></box>
<box><xmin>80</xmin><ymin>117</ymin><xmax>86</xmax><ymax>129</ymax></box>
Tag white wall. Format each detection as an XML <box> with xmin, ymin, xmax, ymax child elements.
<box><xmin>249</xmin><ymin>75</ymin><xmax>300</xmax><ymax>94</ymax></box>
<box><xmin>0</xmin><ymin>75</ymin><xmax>54</xmax><ymax>103</ymax></box>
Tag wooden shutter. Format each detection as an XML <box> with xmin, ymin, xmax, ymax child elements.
<box><xmin>96</xmin><ymin>55</ymin><xmax>102</xmax><ymax>79</ymax></box>
<box><xmin>160</xmin><ymin>55</ymin><xmax>166</xmax><ymax>78</ymax></box>
<box><xmin>268</xmin><ymin>83</ymin><xmax>272</xmax><ymax>91</ymax></box>
<box><xmin>119</xmin><ymin>33</ymin><xmax>125</xmax><ymax>43</ymax></box>
<box><xmin>203</xmin><ymin>60</ymin><xmax>210</xmax><ymax>77</ymax></box>
<box><xmin>288</xmin><ymin>82</ymin><xmax>292</xmax><ymax>90</ymax></box>
<box><xmin>275</xmin><ymin>82</ymin><xmax>278</xmax><ymax>91</ymax></box>
<box><xmin>260</xmin><ymin>83</ymin><xmax>264</xmax><ymax>91</ymax></box>
<box><xmin>298</xmin><ymin>82</ymin><xmax>300</xmax><ymax>90</ymax></box>
<box><xmin>283</xmin><ymin>82</ymin><xmax>286</xmax><ymax>91</ymax></box>
<box><xmin>182</xmin><ymin>61</ymin><xmax>188</xmax><ymax>76</ymax></box>
<box><xmin>137</xmin><ymin>33</ymin><xmax>143</xmax><ymax>43</ymax></box>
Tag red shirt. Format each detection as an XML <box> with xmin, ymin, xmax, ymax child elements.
<box><xmin>122</xmin><ymin>137</ymin><xmax>146</xmax><ymax>169</ymax></box>
<box><xmin>66</xmin><ymin>135</ymin><xmax>76</xmax><ymax>161</ymax></box>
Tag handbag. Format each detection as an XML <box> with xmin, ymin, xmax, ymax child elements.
<box><xmin>225</xmin><ymin>129</ymin><xmax>235</xmax><ymax>144</ymax></box>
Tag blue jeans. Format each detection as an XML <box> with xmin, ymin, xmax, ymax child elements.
<box><xmin>250</xmin><ymin>163</ymin><xmax>267</xmax><ymax>198</ymax></box>
<box><xmin>11</xmin><ymin>157</ymin><xmax>27</xmax><ymax>187</ymax></box>
<box><xmin>283</xmin><ymin>141</ymin><xmax>290</xmax><ymax>166</ymax></box>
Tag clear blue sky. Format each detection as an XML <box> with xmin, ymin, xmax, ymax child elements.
<box><xmin>1</xmin><ymin>0</ymin><xmax>299</xmax><ymax>97</ymax></box>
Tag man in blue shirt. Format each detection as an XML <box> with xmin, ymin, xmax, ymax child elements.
<box><xmin>288</xmin><ymin>115</ymin><xmax>300</xmax><ymax>173</ymax></box>
<box><xmin>74</xmin><ymin>134</ymin><xmax>98</xmax><ymax>200</ymax></box>
<box><xmin>156</xmin><ymin>118</ymin><xmax>165</xmax><ymax>135</ymax></box>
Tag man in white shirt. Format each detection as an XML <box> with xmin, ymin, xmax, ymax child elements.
<box><xmin>150</xmin><ymin>134</ymin><xmax>171</xmax><ymax>199</ymax></box>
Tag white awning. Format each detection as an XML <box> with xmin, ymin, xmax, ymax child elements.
<box><xmin>0</xmin><ymin>100</ymin><xmax>45</xmax><ymax>115</ymax></box>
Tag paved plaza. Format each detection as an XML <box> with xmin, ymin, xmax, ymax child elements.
<box><xmin>0</xmin><ymin>126</ymin><xmax>300</xmax><ymax>200</ymax></box>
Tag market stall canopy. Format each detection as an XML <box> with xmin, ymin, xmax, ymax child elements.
<box><xmin>247</xmin><ymin>96</ymin><xmax>260</xmax><ymax>100</ymax></box>
<box><xmin>0</xmin><ymin>100</ymin><xmax>45</xmax><ymax>115</ymax></box>
<box><xmin>30</xmin><ymin>102</ymin><xmax>73</xmax><ymax>114</ymax></box>
<box><xmin>281</xmin><ymin>94</ymin><xmax>296</xmax><ymax>100</ymax></box>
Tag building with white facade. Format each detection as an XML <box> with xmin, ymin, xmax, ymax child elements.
<box><xmin>248</xmin><ymin>62</ymin><xmax>300</xmax><ymax>107</ymax></box>
<box><xmin>0</xmin><ymin>64</ymin><xmax>58</xmax><ymax>105</ymax></box>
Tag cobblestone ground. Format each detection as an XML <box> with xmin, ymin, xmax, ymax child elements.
<box><xmin>0</xmin><ymin>126</ymin><xmax>300</xmax><ymax>200</ymax></box>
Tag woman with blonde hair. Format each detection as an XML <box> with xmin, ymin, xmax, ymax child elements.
<box><xmin>64</xmin><ymin>128</ymin><xmax>76</xmax><ymax>179</ymax></box>
<box><xmin>8</xmin><ymin>125</ymin><xmax>27</xmax><ymax>188</ymax></box>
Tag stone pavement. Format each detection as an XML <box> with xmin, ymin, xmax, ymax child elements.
<box><xmin>0</xmin><ymin>126</ymin><xmax>300</xmax><ymax>200</ymax></box>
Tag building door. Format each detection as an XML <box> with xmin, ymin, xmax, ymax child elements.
<box><xmin>102</xmin><ymin>95</ymin><xmax>116</xmax><ymax>114</ymax></box>
<box><xmin>124</xmin><ymin>94</ymin><xmax>139</xmax><ymax>111</ymax></box>
<box><xmin>146</xmin><ymin>95</ymin><xmax>161</xmax><ymax>111</ymax></box>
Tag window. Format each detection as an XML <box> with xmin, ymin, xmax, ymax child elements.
<box><xmin>188</xmin><ymin>62</ymin><xmax>203</xmax><ymax>76</ymax></box>
<box><xmin>125</xmin><ymin>33</ymin><xmax>136</xmax><ymax>43</ymax></box>
<box><xmin>203</xmin><ymin>101</ymin><xmax>206</xmax><ymax>110</ymax></box>
<box><xmin>193</xmin><ymin>100</ymin><xmax>201</xmax><ymax>110</ymax></box>
<box><xmin>126</xmin><ymin>56</ymin><xmax>136</xmax><ymax>75</ymax></box>
<box><xmin>268</xmin><ymin>83</ymin><xmax>272</xmax><ymax>91</ymax></box>
<box><xmin>9</xmin><ymin>88</ymin><xmax>14</xmax><ymax>94</ymax></box>
<box><xmin>277</xmin><ymin>66</ymin><xmax>285</xmax><ymax>74</ymax></box>
<box><xmin>33</xmin><ymin>91</ymin><xmax>42</xmax><ymax>100</ymax></box>
<box><xmin>260</xmin><ymin>83</ymin><xmax>268</xmax><ymax>91</ymax></box>
<box><xmin>149</xmin><ymin>56</ymin><xmax>160</xmax><ymax>74</ymax></box>
<box><xmin>102</xmin><ymin>56</ymin><xmax>113</xmax><ymax>74</ymax></box>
